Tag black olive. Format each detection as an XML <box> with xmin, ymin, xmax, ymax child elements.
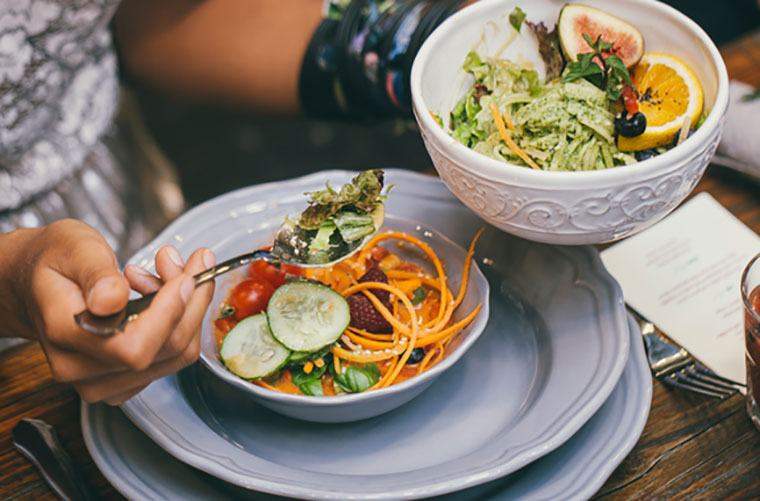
<box><xmin>615</xmin><ymin>112</ymin><xmax>647</xmax><ymax>138</ymax></box>
<box><xmin>634</xmin><ymin>149</ymin><xmax>658</xmax><ymax>161</ymax></box>
<box><xmin>406</xmin><ymin>348</ymin><xmax>425</xmax><ymax>364</ymax></box>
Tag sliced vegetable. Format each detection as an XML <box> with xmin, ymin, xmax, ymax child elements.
<box><xmin>267</xmin><ymin>281</ymin><xmax>350</xmax><ymax>352</ymax></box>
<box><xmin>220</xmin><ymin>314</ymin><xmax>290</xmax><ymax>379</ymax></box>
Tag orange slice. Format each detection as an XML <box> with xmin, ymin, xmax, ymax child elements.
<box><xmin>618</xmin><ymin>53</ymin><xmax>703</xmax><ymax>151</ymax></box>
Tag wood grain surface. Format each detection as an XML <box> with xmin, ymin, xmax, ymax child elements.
<box><xmin>0</xmin><ymin>30</ymin><xmax>758</xmax><ymax>501</ymax></box>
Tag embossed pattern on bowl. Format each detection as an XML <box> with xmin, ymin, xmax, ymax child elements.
<box><xmin>411</xmin><ymin>0</ymin><xmax>729</xmax><ymax>244</ymax></box>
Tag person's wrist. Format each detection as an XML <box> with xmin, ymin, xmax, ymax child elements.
<box><xmin>0</xmin><ymin>227</ymin><xmax>44</xmax><ymax>340</ymax></box>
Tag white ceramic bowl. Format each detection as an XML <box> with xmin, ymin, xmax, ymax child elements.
<box><xmin>201</xmin><ymin>215</ymin><xmax>489</xmax><ymax>423</ymax></box>
<box><xmin>411</xmin><ymin>0</ymin><xmax>729</xmax><ymax>244</ymax></box>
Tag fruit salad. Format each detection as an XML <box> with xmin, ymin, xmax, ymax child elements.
<box><xmin>446</xmin><ymin>3</ymin><xmax>705</xmax><ymax>171</ymax></box>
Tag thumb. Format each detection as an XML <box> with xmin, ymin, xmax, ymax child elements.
<box><xmin>52</xmin><ymin>225</ymin><xmax>130</xmax><ymax>316</ymax></box>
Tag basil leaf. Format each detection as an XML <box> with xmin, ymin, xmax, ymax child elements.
<box><xmin>509</xmin><ymin>6</ymin><xmax>526</xmax><ymax>32</ymax></box>
<box><xmin>297</xmin><ymin>378</ymin><xmax>324</xmax><ymax>396</ymax></box>
<box><xmin>605</xmin><ymin>55</ymin><xmax>631</xmax><ymax>84</ymax></box>
<box><xmin>291</xmin><ymin>362</ymin><xmax>327</xmax><ymax>396</ymax></box>
<box><xmin>334</xmin><ymin>364</ymin><xmax>381</xmax><ymax>393</ymax></box>
<box><xmin>411</xmin><ymin>286</ymin><xmax>427</xmax><ymax>305</ymax></box>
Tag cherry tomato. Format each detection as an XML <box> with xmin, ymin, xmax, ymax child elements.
<box><xmin>229</xmin><ymin>278</ymin><xmax>275</xmax><ymax>320</ymax></box>
<box><xmin>248</xmin><ymin>260</ymin><xmax>287</xmax><ymax>288</ymax></box>
<box><xmin>621</xmin><ymin>85</ymin><xmax>639</xmax><ymax>116</ymax></box>
<box><xmin>280</xmin><ymin>263</ymin><xmax>304</xmax><ymax>277</ymax></box>
<box><xmin>214</xmin><ymin>317</ymin><xmax>237</xmax><ymax>334</ymax></box>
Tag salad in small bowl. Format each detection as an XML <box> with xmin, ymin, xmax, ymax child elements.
<box><xmin>411</xmin><ymin>0</ymin><xmax>729</xmax><ymax>244</ymax></box>
<box><xmin>201</xmin><ymin>173</ymin><xmax>490</xmax><ymax>423</ymax></box>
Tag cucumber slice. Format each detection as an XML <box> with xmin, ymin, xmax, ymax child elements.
<box><xmin>220</xmin><ymin>314</ymin><xmax>290</xmax><ymax>379</ymax></box>
<box><xmin>267</xmin><ymin>281</ymin><xmax>350</xmax><ymax>352</ymax></box>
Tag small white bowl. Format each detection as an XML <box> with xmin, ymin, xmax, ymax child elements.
<box><xmin>411</xmin><ymin>0</ymin><xmax>729</xmax><ymax>244</ymax></box>
<box><xmin>201</xmin><ymin>215</ymin><xmax>490</xmax><ymax>423</ymax></box>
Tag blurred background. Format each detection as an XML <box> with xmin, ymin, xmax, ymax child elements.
<box><xmin>121</xmin><ymin>0</ymin><xmax>760</xmax><ymax>206</ymax></box>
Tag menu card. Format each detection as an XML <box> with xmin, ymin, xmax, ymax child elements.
<box><xmin>601</xmin><ymin>192</ymin><xmax>760</xmax><ymax>384</ymax></box>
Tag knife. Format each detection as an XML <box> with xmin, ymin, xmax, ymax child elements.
<box><xmin>12</xmin><ymin>418</ymin><xmax>94</xmax><ymax>501</ymax></box>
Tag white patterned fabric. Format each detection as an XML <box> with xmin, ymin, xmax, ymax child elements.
<box><xmin>0</xmin><ymin>0</ymin><xmax>120</xmax><ymax>212</ymax></box>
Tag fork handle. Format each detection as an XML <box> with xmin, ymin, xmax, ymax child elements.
<box><xmin>75</xmin><ymin>249</ymin><xmax>276</xmax><ymax>335</ymax></box>
<box><xmin>124</xmin><ymin>249</ymin><xmax>274</xmax><ymax>319</ymax></box>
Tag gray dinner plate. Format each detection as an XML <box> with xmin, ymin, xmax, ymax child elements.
<box><xmin>118</xmin><ymin>170</ymin><xmax>630</xmax><ymax>498</ymax></box>
<box><xmin>82</xmin><ymin>314</ymin><xmax>650</xmax><ymax>500</ymax></box>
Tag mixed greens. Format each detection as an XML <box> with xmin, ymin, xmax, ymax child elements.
<box><xmin>272</xmin><ymin>170</ymin><xmax>387</xmax><ymax>265</ymax></box>
<box><xmin>446</xmin><ymin>4</ymin><xmax>706</xmax><ymax>170</ymax></box>
<box><xmin>450</xmin><ymin>51</ymin><xmax>635</xmax><ymax>171</ymax></box>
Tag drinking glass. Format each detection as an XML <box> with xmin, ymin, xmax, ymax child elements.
<box><xmin>741</xmin><ymin>252</ymin><xmax>760</xmax><ymax>431</ymax></box>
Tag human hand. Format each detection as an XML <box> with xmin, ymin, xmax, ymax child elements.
<box><xmin>19</xmin><ymin>219</ymin><xmax>215</xmax><ymax>405</ymax></box>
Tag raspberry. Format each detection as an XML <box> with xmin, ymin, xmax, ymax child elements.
<box><xmin>347</xmin><ymin>294</ymin><xmax>392</xmax><ymax>333</ymax></box>
<box><xmin>348</xmin><ymin>266</ymin><xmax>392</xmax><ymax>333</ymax></box>
<box><xmin>358</xmin><ymin>266</ymin><xmax>391</xmax><ymax>306</ymax></box>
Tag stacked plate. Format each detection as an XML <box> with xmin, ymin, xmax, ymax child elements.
<box><xmin>82</xmin><ymin>170</ymin><xmax>651</xmax><ymax>500</ymax></box>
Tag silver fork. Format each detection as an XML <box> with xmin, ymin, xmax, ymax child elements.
<box><xmin>629</xmin><ymin>308</ymin><xmax>746</xmax><ymax>399</ymax></box>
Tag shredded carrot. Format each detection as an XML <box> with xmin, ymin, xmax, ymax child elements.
<box><xmin>232</xmin><ymin>228</ymin><xmax>484</xmax><ymax>396</ymax></box>
<box><xmin>416</xmin><ymin>304</ymin><xmax>482</xmax><ymax>347</ymax></box>
<box><xmin>332</xmin><ymin>349</ymin><xmax>342</xmax><ymax>374</ymax></box>
<box><xmin>345</xmin><ymin>328</ymin><xmax>395</xmax><ymax>350</ymax></box>
<box><xmin>254</xmin><ymin>380</ymin><xmax>278</xmax><ymax>392</ymax></box>
<box><xmin>503</xmin><ymin>106</ymin><xmax>516</xmax><ymax>130</ymax></box>
<box><xmin>489</xmin><ymin>103</ymin><xmax>540</xmax><ymax>170</ymax></box>
<box><xmin>453</xmin><ymin>228</ymin><xmax>484</xmax><ymax>309</ymax></box>
<box><xmin>417</xmin><ymin>348</ymin><xmax>439</xmax><ymax>374</ymax></box>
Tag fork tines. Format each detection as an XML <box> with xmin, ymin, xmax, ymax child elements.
<box><xmin>631</xmin><ymin>309</ymin><xmax>745</xmax><ymax>399</ymax></box>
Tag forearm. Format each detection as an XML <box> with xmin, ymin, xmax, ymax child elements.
<box><xmin>0</xmin><ymin>229</ymin><xmax>41</xmax><ymax>339</ymax></box>
<box><xmin>115</xmin><ymin>0</ymin><xmax>323</xmax><ymax>115</ymax></box>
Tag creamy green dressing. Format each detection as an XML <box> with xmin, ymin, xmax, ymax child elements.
<box><xmin>449</xmin><ymin>52</ymin><xmax>636</xmax><ymax>171</ymax></box>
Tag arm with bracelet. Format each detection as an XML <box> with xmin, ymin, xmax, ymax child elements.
<box><xmin>116</xmin><ymin>0</ymin><xmax>468</xmax><ymax>117</ymax></box>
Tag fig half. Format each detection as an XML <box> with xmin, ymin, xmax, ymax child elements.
<box><xmin>558</xmin><ymin>3</ymin><xmax>644</xmax><ymax>68</ymax></box>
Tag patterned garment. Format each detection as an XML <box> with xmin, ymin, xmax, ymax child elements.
<box><xmin>1</xmin><ymin>0</ymin><xmax>120</xmax><ymax>211</ymax></box>
<box><xmin>0</xmin><ymin>0</ymin><xmax>183</xmax><ymax>347</ymax></box>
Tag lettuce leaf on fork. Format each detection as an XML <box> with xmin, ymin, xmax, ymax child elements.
<box><xmin>272</xmin><ymin>170</ymin><xmax>387</xmax><ymax>265</ymax></box>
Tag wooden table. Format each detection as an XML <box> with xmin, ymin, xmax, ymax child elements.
<box><xmin>1</xmin><ymin>32</ymin><xmax>759</xmax><ymax>501</ymax></box>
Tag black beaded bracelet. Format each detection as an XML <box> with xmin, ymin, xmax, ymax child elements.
<box><xmin>300</xmin><ymin>0</ymin><xmax>466</xmax><ymax>118</ymax></box>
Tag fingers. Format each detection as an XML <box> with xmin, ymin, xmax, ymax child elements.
<box><xmin>156</xmin><ymin>245</ymin><xmax>185</xmax><ymax>281</ymax></box>
<box><xmin>124</xmin><ymin>265</ymin><xmax>162</xmax><ymax>295</ymax></box>
<box><xmin>45</xmin><ymin>220</ymin><xmax>130</xmax><ymax>316</ymax></box>
<box><xmin>76</xmin><ymin>335</ymin><xmax>201</xmax><ymax>404</ymax></box>
<box><xmin>32</xmin><ymin>266</ymin><xmax>193</xmax><ymax>369</ymax></box>
<box><xmin>156</xmin><ymin>248</ymin><xmax>215</xmax><ymax>359</ymax></box>
<box><xmin>124</xmin><ymin>244</ymin><xmax>185</xmax><ymax>295</ymax></box>
<box><xmin>113</xmin><ymin>272</ymin><xmax>195</xmax><ymax>369</ymax></box>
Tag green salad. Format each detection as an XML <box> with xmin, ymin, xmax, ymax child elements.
<box><xmin>450</xmin><ymin>51</ymin><xmax>635</xmax><ymax>171</ymax></box>
<box><xmin>272</xmin><ymin>169</ymin><xmax>387</xmax><ymax>265</ymax></box>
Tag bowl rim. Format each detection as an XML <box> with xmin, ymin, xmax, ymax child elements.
<box><xmin>199</xmin><ymin>214</ymin><xmax>491</xmax><ymax>406</ymax></box>
<box><xmin>410</xmin><ymin>0</ymin><xmax>730</xmax><ymax>188</ymax></box>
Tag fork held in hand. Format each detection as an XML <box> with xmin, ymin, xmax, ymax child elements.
<box><xmin>631</xmin><ymin>309</ymin><xmax>745</xmax><ymax>399</ymax></box>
